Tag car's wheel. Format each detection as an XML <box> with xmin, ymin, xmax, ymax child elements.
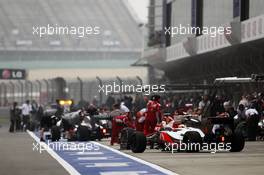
<box><xmin>183</xmin><ymin>131</ymin><xmax>202</xmax><ymax>152</ymax></box>
<box><xmin>120</xmin><ymin>127</ymin><xmax>136</xmax><ymax>150</ymax></box>
<box><xmin>203</xmin><ymin>133</ymin><xmax>214</xmax><ymax>144</ymax></box>
<box><xmin>51</xmin><ymin>126</ymin><xmax>61</xmax><ymax>141</ymax></box>
<box><xmin>130</xmin><ymin>131</ymin><xmax>147</xmax><ymax>153</ymax></box>
<box><xmin>77</xmin><ymin>125</ymin><xmax>91</xmax><ymax>141</ymax></box>
<box><xmin>230</xmin><ymin>132</ymin><xmax>245</xmax><ymax>152</ymax></box>
<box><xmin>235</xmin><ymin>121</ymin><xmax>247</xmax><ymax>138</ymax></box>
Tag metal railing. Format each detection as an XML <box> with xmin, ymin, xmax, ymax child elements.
<box><xmin>0</xmin><ymin>76</ymin><xmax>143</xmax><ymax>107</ymax></box>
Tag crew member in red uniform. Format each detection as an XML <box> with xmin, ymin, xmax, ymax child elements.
<box><xmin>144</xmin><ymin>95</ymin><xmax>162</xmax><ymax>135</ymax></box>
<box><xmin>111</xmin><ymin>115</ymin><xmax>129</xmax><ymax>145</ymax></box>
<box><xmin>135</xmin><ymin>108</ymin><xmax>147</xmax><ymax>132</ymax></box>
<box><xmin>110</xmin><ymin>103</ymin><xmax>132</xmax><ymax>145</ymax></box>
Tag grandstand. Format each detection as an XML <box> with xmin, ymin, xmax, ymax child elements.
<box><xmin>0</xmin><ymin>0</ymin><xmax>146</xmax><ymax>80</ymax></box>
<box><xmin>0</xmin><ymin>0</ymin><xmax>141</xmax><ymax>50</ymax></box>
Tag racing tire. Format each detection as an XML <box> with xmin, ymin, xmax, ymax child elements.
<box><xmin>235</xmin><ymin>121</ymin><xmax>247</xmax><ymax>138</ymax></box>
<box><xmin>77</xmin><ymin>126</ymin><xmax>91</xmax><ymax>141</ymax></box>
<box><xmin>51</xmin><ymin>126</ymin><xmax>61</xmax><ymax>142</ymax></box>
<box><xmin>120</xmin><ymin>128</ymin><xmax>136</xmax><ymax>150</ymax></box>
<box><xmin>183</xmin><ymin>131</ymin><xmax>202</xmax><ymax>152</ymax></box>
<box><xmin>230</xmin><ymin>132</ymin><xmax>245</xmax><ymax>152</ymax></box>
<box><xmin>130</xmin><ymin>131</ymin><xmax>147</xmax><ymax>153</ymax></box>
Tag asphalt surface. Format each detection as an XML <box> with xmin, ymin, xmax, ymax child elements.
<box><xmin>0</xmin><ymin>125</ymin><xmax>69</xmax><ymax>175</ymax></box>
<box><xmin>1</xmin><ymin>109</ymin><xmax>263</xmax><ymax>175</ymax></box>
<box><xmin>101</xmin><ymin>140</ymin><xmax>264</xmax><ymax>175</ymax></box>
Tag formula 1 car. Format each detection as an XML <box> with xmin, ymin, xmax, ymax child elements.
<box><xmin>204</xmin><ymin>116</ymin><xmax>245</xmax><ymax>152</ymax></box>
<box><xmin>120</xmin><ymin>115</ymin><xmax>204</xmax><ymax>153</ymax></box>
<box><xmin>40</xmin><ymin>99</ymin><xmax>110</xmax><ymax>142</ymax></box>
<box><xmin>120</xmin><ymin>114</ymin><xmax>245</xmax><ymax>153</ymax></box>
<box><xmin>50</xmin><ymin>111</ymin><xmax>109</xmax><ymax>142</ymax></box>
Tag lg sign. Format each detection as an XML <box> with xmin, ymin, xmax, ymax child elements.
<box><xmin>0</xmin><ymin>69</ymin><xmax>26</xmax><ymax>80</ymax></box>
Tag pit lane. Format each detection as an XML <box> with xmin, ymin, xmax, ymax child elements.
<box><xmin>1</xmin><ymin>122</ymin><xmax>263</xmax><ymax>175</ymax></box>
<box><xmin>0</xmin><ymin>126</ymin><xmax>68</xmax><ymax>175</ymax></box>
<box><xmin>100</xmin><ymin>139</ymin><xmax>264</xmax><ymax>175</ymax></box>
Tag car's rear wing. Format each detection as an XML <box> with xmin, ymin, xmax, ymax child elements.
<box><xmin>214</xmin><ymin>74</ymin><xmax>264</xmax><ymax>84</ymax></box>
<box><xmin>214</xmin><ymin>77</ymin><xmax>253</xmax><ymax>83</ymax></box>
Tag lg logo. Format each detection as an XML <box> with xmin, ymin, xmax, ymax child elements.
<box><xmin>12</xmin><ymin>71</ymin><xmax>23</xmax><ymax>78</ymax></box>
<box><xmin>1</xmin><ymin>69</ymin><xmax>25</xmax><ymax>79</ymax></box>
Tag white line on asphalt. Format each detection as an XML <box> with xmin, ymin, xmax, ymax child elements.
<box><xmin>85</xmin><ymin>162</ymin><xmax>129</xmax><ymax>167</ymax></box>
<box><xmin>68</xmin><ymin>151</ymin><xmax>104</xmax><ymax>156</ymax></box>
<box><xmin>100</xmin><ymin>171</ymin><xmax>149</xmax><ymax>175</ymax></box>
<box><xmin>27</xmin><ymin>131</ymin><xmax>178</xmax><ymax>175</ymax></box>
<box><xmin>77</xmin><ymin>157</ymin><xmax>108</xmax><ymax>160</ymax></box>
<box><xmin>27</xmin><ymin>130</ymin><xmax>81</xmax><ymax>175</ymax></box>
<box><xmin>92</xmin><ymin>141</ymin><xmax>179</xmax><ymax>175</ymax></box>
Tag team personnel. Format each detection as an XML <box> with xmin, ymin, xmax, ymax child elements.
<box><xmin>21</xmin><ymin>100</ymin><xmax>32</xmax><ymax>131</ymax></box>
<box><xmin>9</xmin><ymin>102</ymin><xmax>21</xmax><ymax>132</ymax></box>
<box><xmin>120</xmin><ymin>102</ymin><xmax>134</xmax><ymax>127</ymax></box>
<box><xmin>135</xmin><ymin>108</ymin><xmax>147</xmax><ymax>132</ymax></box>
<box><xmin>144</xmin><ymin>95</ymin><xmax>162</xmax><ymax>136</ymax></box>
<box><xmin>110</xmin><ymin>104</ymin><xmax>123</xmax><ymax>145</ymax></box>
<box><xmin>54</xmin><ymin>100</ymin><xmax>64</xmax><ymax>119</ymax></box>
<box><xmin>246</xmin><ymin>106</ymin><xmax>259</xmax><ymax>141</ymax></box>
<box><xmin>110</xmin><ymin>103</ymin><xmax>133</xmax><ymax>145</ymax></box>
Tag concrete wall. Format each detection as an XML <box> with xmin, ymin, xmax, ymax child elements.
<box><xmin>168</xmin><ymin>0</ymin><xmax>264</xmax><ymax>46</ymax></box>
<box><xmin>170</xmin><ymin>0</ymin><xmax>192</xmax><ymax>44</ymax></box>
<box><xmin>154</xmin><ymin>0</ymin><xmax>163</xmax><ymax>31</ymax></box>
<box><xmin>250</xmin><ymin>0</ymin><xmax>264</xmax><ymax>18</ymax></box>
<box><xmin>203</xmin><ymin>0</ymin><xmax>233</xmax><ymax>27</ymax></box>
